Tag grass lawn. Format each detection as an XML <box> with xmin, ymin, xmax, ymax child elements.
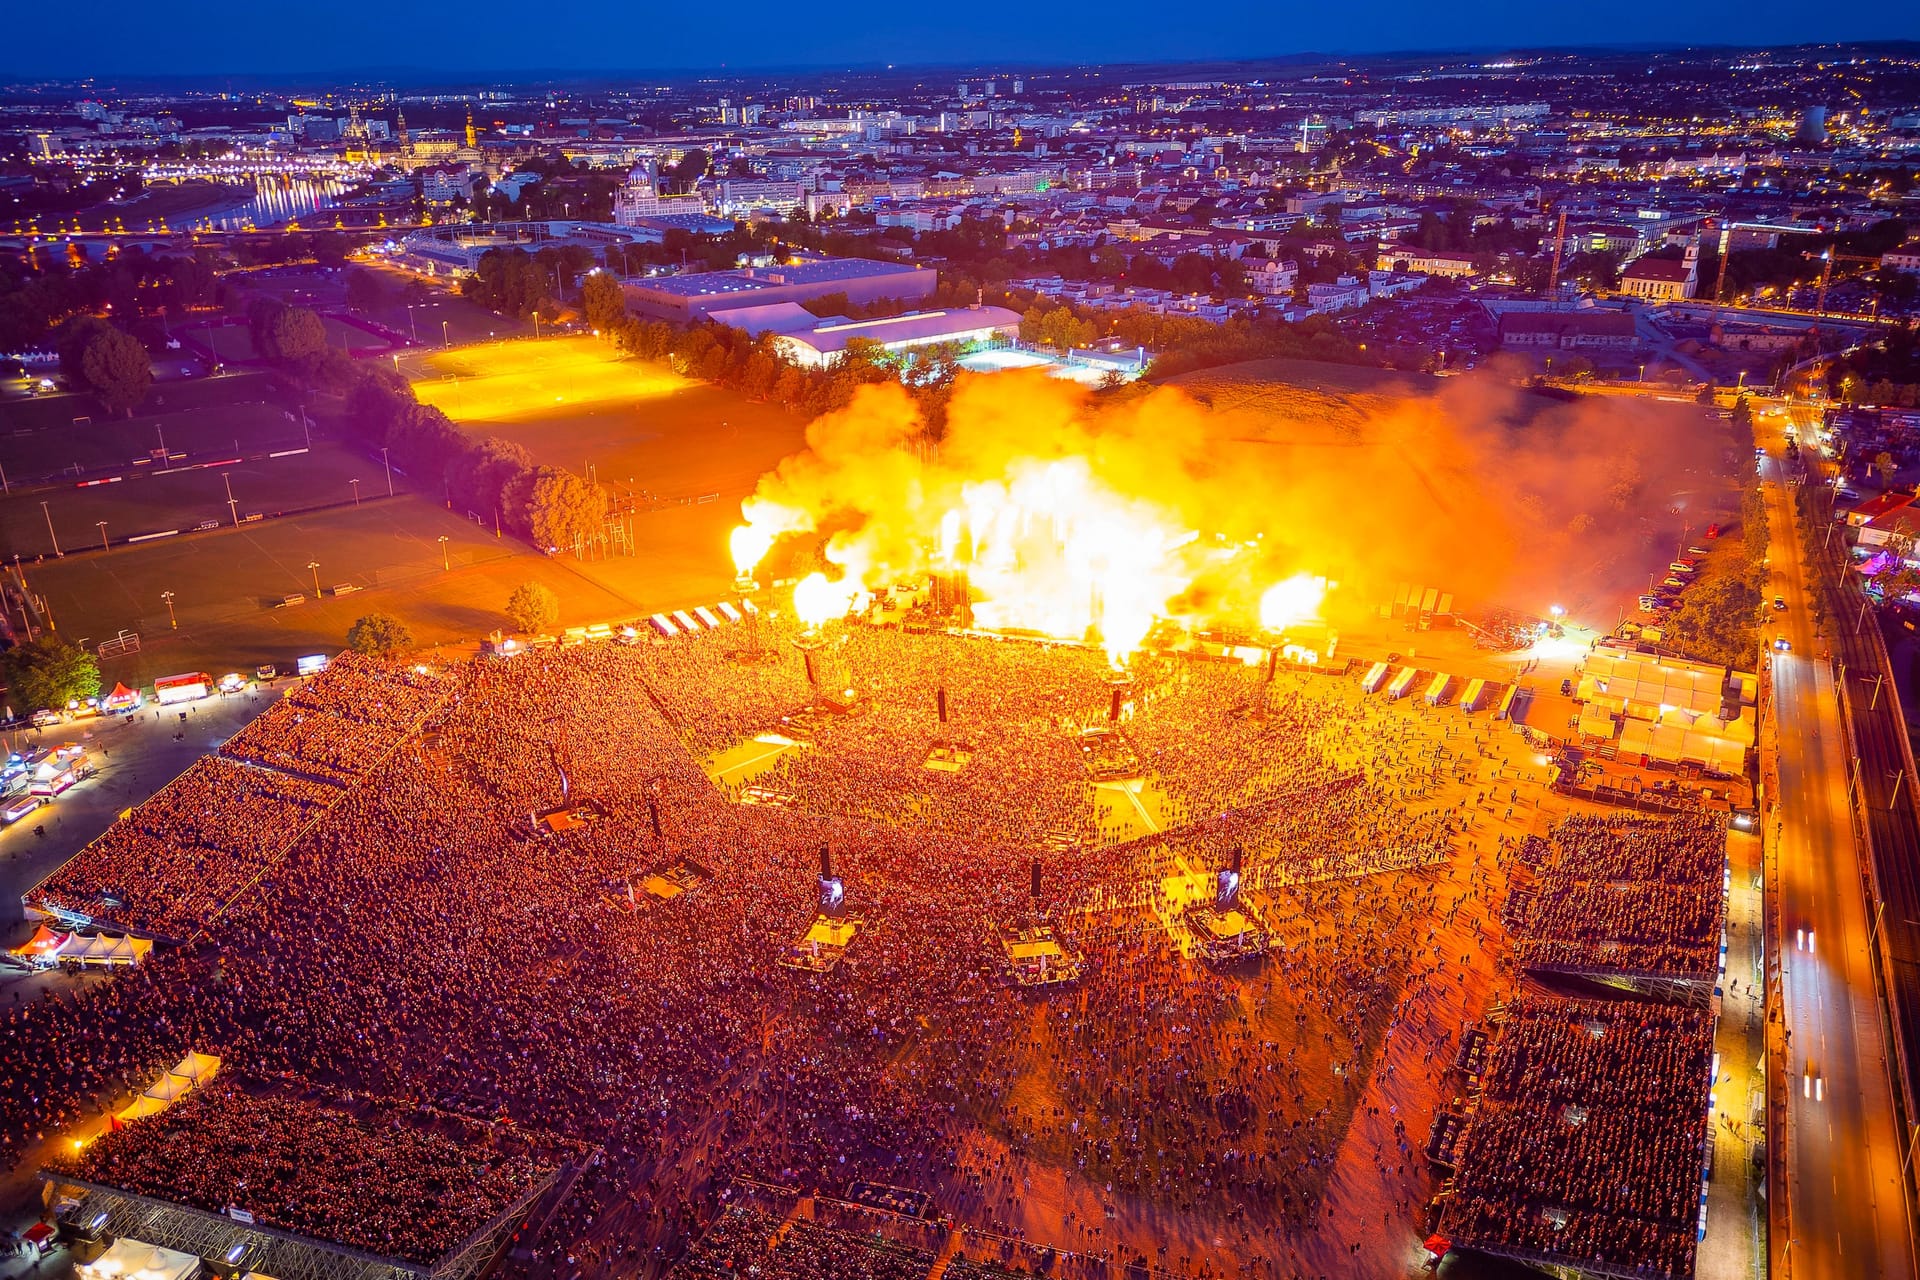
<box><xmin>0</xmin><ymin>372</ymin><xmax>283</xmax><ymax>438</ymax></box>
<box><xmin>0</xmin><ymin>398</ymin><xmax>306</xmax><ymax>488</ymax></box>
<box><xmin>407</xmin><ymin>335</ymin><xmax>808</xmax><ymax>611</ymax></box>
<box><xmin>187</xmin><ymin>317</ymin><xmax>391</xmax><ymax>363</ymax></box>
<box><xmin>0</xmin><ymin>441</ymin><xmax>397</xmax><ymax>560</ymax></box>
<box><xmin>22</xmin><ymin>498</ymin><xmax>637</xmax><ymax>684</ymax></box>
<box><xmin>356</xmin><ymin>267</ymin><xmax>527</xmax><ymax>346</ymax></box>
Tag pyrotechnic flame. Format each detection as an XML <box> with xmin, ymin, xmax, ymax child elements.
<box><xmin>792</xmin><ymin>572</ymin><xmax>859</xmax><ymax>628</ymax></box>
<box><xmin>730</xmin><ymin>365</ymin><xmax>1711</xmax><ymax>670</ymax></box>
<box><xmin>729</xmin><ymin>524</ymin><xmax>775</xmax><ymax>576</ymax></box>
<box><xmin>1259</xmin><ymin>573</ymin><xmax>1329</xmax><ymax>632</ymax></box>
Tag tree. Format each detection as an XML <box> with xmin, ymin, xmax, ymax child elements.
<box><xmin>505</xmin><ymin>582</ymin><xmax>560</xmax><ymax>635</ymax></box>
<box><xmin>581</xmin><ymin>271</ymin><xmax>627</xmax><ymax>331</ymax></box>
<box><xmin>525</xmin><ymin>467</ymin><xmax>608</xmax><ymax>554</ymax></box>
<box><xmin>1876</xmin><ymin>450</ymin><xmax>1899</xmax><ymax>491</ymax></box>
<box><xmin>265</xmin><ymin>306</ymin><xmax>328</xmax><ymax>375</ymax></box>
<box><xmin>346</xmin><ymin>612</ymin><xmax>413</xmax><ymax>658</ymax></box>
<box><xmin>448</xmin><ymin>436</ymin><xmax>534</xmax><ymax>516</ymax></box>
<box><xmin>2</xmin><ymin>638</ymin><xmax>100</xmax><ymax>714</ymax></box>
<box><xmin>77</xmin><ymin>326</ymin><xmax>152</xmax><ymax>416</ymax></box>
<box><xmin>344</xmin><ymin>269</ymin><xmax>386</xmax><ymax>314</ymax></box>
<box><xmin>56</xmin><ymin>315</ymin><xmax>115</xmax><ymax>388</ymax></box>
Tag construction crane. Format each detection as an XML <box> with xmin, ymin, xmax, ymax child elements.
<box><xmin>1707</xmin><ymin>218</ymin><xmax>1830</xmax><ymax>316</ymax></box>
<box><xmin>1800</xmin><ymin>247</ymin><xmax>1883</xmax><ymax>318</ymax></box>
<box><xmin>1545</xmin><ymin>208</ymin><xmax>1568</xmax><ymax>297</ymax></box>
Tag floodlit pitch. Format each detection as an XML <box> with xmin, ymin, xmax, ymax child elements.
<box><xmin>412</xmin><ymin>336</ymin><xmax>693</xmax><ymax>423</ymax></box>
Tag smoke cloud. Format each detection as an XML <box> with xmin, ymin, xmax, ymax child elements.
<box><xmin>733</xmin><ymin>365</ymin><xmax>1727</xmax><ymax>654</ymax></box>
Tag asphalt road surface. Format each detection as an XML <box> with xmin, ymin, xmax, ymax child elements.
<box><xmin>1763</xmin><ymin>403</ymin><xmax>1916</xmax><ymax>1280</ymax></box>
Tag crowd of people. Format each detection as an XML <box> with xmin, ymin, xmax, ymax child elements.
<box><xmin>1439</xmin><ymin>995</ymin><xmax>1714</xmax><ymax>1279</ymax></box>
<box><xmin>27</xmin><ymin>757</ymin><xmax>340</xmax><ymax>937</ymax></box>
<box><xmin>48</xmin><ymin>1085</ymin><xmax>553</xmax><ymax>1265</ymax></box>
<box><xmin>218</xmin><ymin>653</ymin><xmax>453</xmax><ymax>786</ymax></box>
<box><xmin>0</xmin><ymin>621</ymin><xmax>1643</xmax><ymax>1278</ymax></box>
<box><xmin>1512</xmin><ymin>812</ymin><xmax>1728</xmax><ymax>981</ymax></box>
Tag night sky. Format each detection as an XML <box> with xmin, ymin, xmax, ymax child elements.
<box><xmin>11</xmin><ymin>0</ymin><xmax>1920</xmax><ymax>78</ymax></box>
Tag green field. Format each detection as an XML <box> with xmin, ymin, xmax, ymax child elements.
<box><xmin>0</xmin><ymin>398</ymin><xmax>305</xmax><ymax>488</ymax></box>
<box><xmin>189</xmin><ymin>316</ymin><xmax>392</xmax><ymax>363</ymax></box>
<box><xmin>22</xmin><ymin>498</ymin><xmax>638</xmax><ymax>684</ymax></box>
<box><xmin>410</xmin><ymin>336</ymin><xmax>808</xmax><ymax>612</ymax></box>
<box><xmin>0</xmin><ymin>372</ymin><xmax>283</xmax><ymax>440</ymax></box>
<box><xmin>0</xmin><ymin>441</ymin><xmax>398</xmax><ymax>560</ymax></box>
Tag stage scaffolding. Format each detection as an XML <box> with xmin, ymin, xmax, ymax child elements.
<box><xmin>40</xmin><ymin>1167</ymin><xmax>559</xmax><ymax>1280</ymax></box>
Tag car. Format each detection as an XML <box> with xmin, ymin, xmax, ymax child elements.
<box><xmin>1774</xmin><ymin>634</ymin><xmax>1792</xmax><ymax>652</ymax></box>
<box><xmin>1706</xmin><ymin>523</ymin><xmax>1722</xmax><ymax>539</ymax></box>
<box><xmin>1662</xmin><ymin>577</ymin><xmax>1687</xmax><ymax>590</ymax></box>
<box><xmin>1773</xmin><ymin>596</ymin><xmax>1787</xmax><ymax>611</ymax></box>
<box><xmin>28</xmin><ymin>709</ymin><xmax>61</xmax><ymax>729</ymax></box>
<box><xmin>1669</xmin><ymin>562</ymin><xmax>1697</xmax><ymax>574</ymax></box>
<box><xmin>1688</xmin><ymin>545</ymin><xmax>1711</xmax><ymax>556</ymax></box>
<box><xmin>255</xmin><ymin>664</ymin><xmax>278</xmax><ymax>681</ymax></box>
<box><xmin>1637</xmin><ymin>595</ymin><xmax>1663</xmax><ymax>611</ymax></box>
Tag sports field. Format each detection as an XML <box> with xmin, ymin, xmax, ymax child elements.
<box><xmin>187</xmin><ymin>316</ymin><xmax>391</xmax><ymax>363</ymax></box>
<box><xmin>410</xmin><ymin>336</ymin><xmax>810</xmax><ymax>611</ymax></box>
<box><xmin>0</xmin><ymin>441</ymin><xmax>394</xmax><ymax>560</ymax></box>
<box><xmin>21</xmin><ymin>500</ymin><xmax>636</xmax><ymax>683</ymax></box>
<box><xmin>0</xmin><ymin>372</ymin><xmax>283</xmax><ymax>441</ymax></box>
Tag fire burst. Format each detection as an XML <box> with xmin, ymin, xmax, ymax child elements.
<box><xmin>728</xmin><ymin>376</ymin><xmax>1329</xmax><ymax>665</ymax></box>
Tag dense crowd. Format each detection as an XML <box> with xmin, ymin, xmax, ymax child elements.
<box><xmin>27</xmin><ymin>757</ymin><xmax>340</xmax><ymax>937</ymax></box>
<box><xmin>0</xmin><ymin>626</ymin><xmax>1544</xmax><ymax>1275</ymax></box>
<box><xmin>1512</xmin><ymin>813</ymin><xmax>1728</xmax><ymax>981</ymax></box>
<box><xmin>47</xmin><ymin>1085</ymin><xmax>552</xmax><ymax>1264</ymax></box>
<box><xmin>1439</xmin><ymin>995</ymin><xmax>1713</xmax><ymax>1278</ymax></box>
<box><xmin>219</xmin><ymin>653</ymin><xmax>453</xmax><ymax>786</ymax></box>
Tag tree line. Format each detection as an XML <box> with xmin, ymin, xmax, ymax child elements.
<box><xmin>338</xmin><ymin>364</ymin><xmax>609</xmax><ymax>554</ymax></box>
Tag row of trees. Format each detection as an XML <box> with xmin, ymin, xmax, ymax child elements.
<box><xmin>345</xmin><ymin>582</ymin><xmax>561</xmax><ymax>662</ymax></box>
<box><xmin>1015</xmin><ymin>299</ymin><xmax>1368</xmax><ymax>379</ymax></box>
<box><xmin>1</xmin><ymin>247</ymin><xmax>221</xmax><ymax>356</ymax></box>
<box><xmin>462</xmin><ymin>245</ymin><xmax>596</xmax><ymax>321</ymax></box>
<box><xmin>341</xmin><ymin>366</ymin><xmax>609</xmax><ymax>553</ymax></box>
<box><xmin>1659</xmin><ymin>478</ymin><xmax>1770</xmax><ymax>669</ymax></box>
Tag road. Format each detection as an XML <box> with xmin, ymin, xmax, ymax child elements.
<box><xmin>1761</xmin><ymin>404</ymin><xmax>1917</xmax><ymax>1280</ymax></box>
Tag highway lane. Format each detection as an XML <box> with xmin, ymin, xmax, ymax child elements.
<box><xmin>1762</xmin><ymin>407</ymin><xmax>1917</xmax><ymax>1280</ymax></box>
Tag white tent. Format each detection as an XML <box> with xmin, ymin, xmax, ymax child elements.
<box><xmin>141</xmin><ymin>1073</ymin><xmax>193</xmax><ymax>1104</ymax></box>
<box><xmin>1617</xmin><ymin>718</ymin><xmax>1749</xmax><ymax>774</ymax></box>
<box><xmin>78</xmin><ymin>1238</ymin><xmax>200</xmax><ymax>1280</ymax></box>
<box><xmin>170</xmin><ymin>1052</ymin><xmax>221</xmax><ymax>1086</ymax></box>
<box><xmin>113</xmin><ymin>1094</ymin><xmax>169</xmax><ymax>1124</ymax></box>
<box><xmin>1579</xmin><ymin>650</ymin><xmax>1733</xmax><ymax>719</ymax></box>
<box><xmin>74</xmin><ymin>935</ymin><xmax>152</xmax><ymax>967</ymax></box>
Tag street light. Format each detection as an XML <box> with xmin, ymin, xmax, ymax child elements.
<box><xmin>350</xmin><ymin>479</ymin><xmax>361</xmax><ymax>506</ymax></box>
<box><xmin>380</xmin><ymin>447</ymin><xmax>394</xmax><ymax>497</ymax></box>
<box><xmin>40</xmin><ymin>501</ymin><xmax>60</xmax><ymax>556</ymax></box>
<box><xmin>161</xmin><ymin>590</ymin><xmax>176</xmax><ymax>629</ymax></box>
<box><xmin>307</xmin><ymin>560</ymin><xmax>321</xmax><ymax>597</ymax></box>
<box><xmin>95</xmin><ymin>521</ymin><xmax>108</xmax><ymax>553</ymax></box>
<box><xmin>438</xmin><ymin>535</ymin><xmax>451</xmax><ymax>571</ymax></box>
<box><xmin>223</xmin><ymin>472</ymin><xmax>239</xmax><ymax>526</ymax></box>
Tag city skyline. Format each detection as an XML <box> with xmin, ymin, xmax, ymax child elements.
<box><xmin>9</xmin><ymin>8</ymin><xmax>1920</xmax><ymax>78</ymax></box>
